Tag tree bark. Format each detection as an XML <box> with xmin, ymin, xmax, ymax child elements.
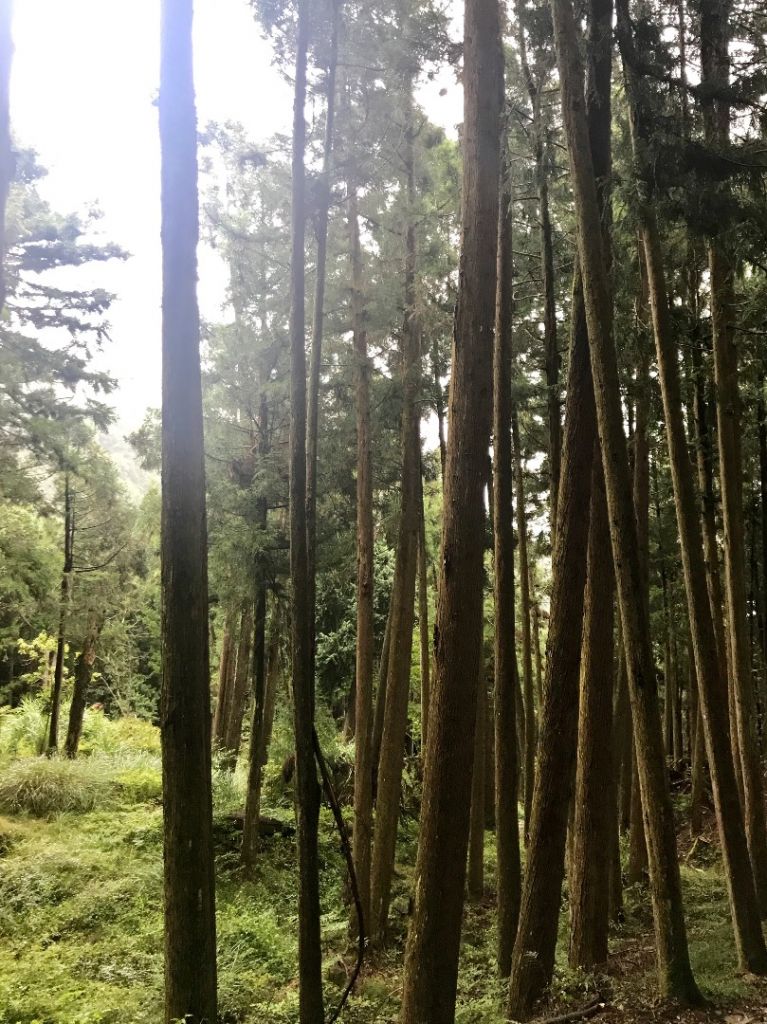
<box><xmin>399</xmin><ymin>0</ymin><xmax>503</xmax><ymax>1013</ymax></box>
<box><xmin>159</xmin><ymin>2</ymin><xmax>217</xmax><ymax>1018</ymax></box>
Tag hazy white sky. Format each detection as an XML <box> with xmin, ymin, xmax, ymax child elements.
<box><xmin>10</xmin><ymin>0</ymin><xmax>460</xmax><ymax>433</ymax></box>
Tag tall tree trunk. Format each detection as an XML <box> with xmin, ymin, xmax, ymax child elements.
<box><xmin>222</xmin><ymin>605</ymin><xmax>254</xmax><ymax>761</ymax></box>
<box><xmin>617</xmin><ymin>5</ymin><xmax>767</xmax><ymax>967</ymax></box>
<box><xmin>418</xmin><ymin>468</ymin><xmax>431</xmax><ymax>750</ymax></box>
<box><xmin>49</xmin><ymin>473</ymin><xmax>74</xmax><ymax>753</ymax></box>
<box><xmin>512</xmin><ymin>401</ymin><xmax>535</xmax><ymax>838</ymax></box>
<box><xmin>369</xmin><ymin>76</ymin><xmax>422</xmax><ymax>942</ymax></box>
<box><xmin>259</xmin><ymin>608</ymin><xmax>282</xmax><ymax>769</ymax></box>
<box><xmin>494</xmin><ymin>170</ymin><xmax>522</xmax><ymax>976</ymax></box>
<box><xmin>64</xmin><ymin>620</ymin><xmax>100</xmax><ymax>759</ymax></box>
<box><xmin>287</xmin><ymin>3</ymin><xmax>324</xmax><ymax>1016</ymax></box>
<box><xmin>399</xmin><ymin>0</ymin><xmax>503</xmax><ymax>1014</ymax></box>
<box><xmin>371</xmin><ymin>596</ymin><xmax>393</xmax><ymax>775</ymax></box>
<box><xmin>212</xmin><ymin>612</ymin><xmax>236</xmax><ymax>746</ymax></box>
<box><xmin>468</xmin><ymin>658</ymin><xmax>487</xmax><ymax>902</ymax></box>
<box><xmin>349</xmin><ymin>179</ymin><xmax>374</xmax><ymax>933</ymax></box>
<box><xmin>507</xmin><ymin>267</ymin><xmax>596</xmax><ymax>1018</ymax></box>
<box><xmin>569</xmin><ymin>447</ymin><xmax>615</xmax><ymax>969</ymax></box>
<box><xmin>306</xmin><ymin>0</ymin><xmax>339</xmax><ymax>675</ymax></box>
<box><xmin>159</xmin><ymin>2</ymin><xmax>217</xmax><ymax>1019</ymax></box>
<box><xmin>514</xmin><ymin>3</ymin><xmax>561</xmax><ymax>544</ymax></box>
<box><xmin>548</xmin><ymin>0</ymin><xmax>700</xmax><ymax>1002</ymax></box>
<box><xmin>241</xmin><ymin>391</ymin><xmax>271</xmax><ymax>869</ymax></box>
<box><xmin>507</xmin><ymin>0</ymin><xmax>612</xmax><ymax>998</ymax></box>
<box><xmin>701</xmin><ymin>0</ymin><xmax>767</xmax><ymax>915</ymax></box>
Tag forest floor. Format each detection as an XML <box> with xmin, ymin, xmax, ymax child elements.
<box><xmin>1</xmin><ymin>742</ymin><xmax>766</xmax><ymax>1024</ymax></box>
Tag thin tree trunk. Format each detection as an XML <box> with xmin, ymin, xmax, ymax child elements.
<box><xmin>287</xmin><ymin>2</ymin><xmax>324</xmax><ymax>1015</ymax></box>
<box><xmin>507</xmin><ymin>0</ymin><xmax>612</xmax><ymax>999</ymax></box>
<box><xmin>569</xmin><ymin>447</ymin><xmax>615</xmax><ymax>969</ymax></box>
<box><xmin>506</xmin><ymin>267</ymin><xmax>596</xmax><ymax>1017</ymax></box>
<box><xmin>468</xmin><ymin>659</ymin><xmax>487</xmax><ymax>902</ymax></box>
<box><xmin>369</xmin><ymin>75</ymin><xmax>422</xmax><ymax>943</ymax></box>
<box><xmin>512</xmin><ymin>401</ymin><xmax>536</xmax><ymax>839</ymax></box>
<box><xmin>64</xmin><ymin>621</ymin><xmax>100</xmax><ymax>759</ymax></box>
<box><xmin>306</xmin><ymin>0</ymin><xmax>339</xmax><ymax>675</ymax></box>
<box><xmin>222</xmin><ymin>605</ymin><xmax>253</xmax><ymax>761</ymax></box>
<box><xmin>549</xmin><ymin>0</ymin><xmax>700</xmax><ymax>1001</ymax></box>
<box><xmin>494</xmin><ymin>169</ymin><xmax>522</xmax><ymax>974</ymax></box>
<box><xmin>349</xmin><ymin>179</ymin><xmax>374</xmax><ymax>933</ymax></box>
<box><xmin>259</xmin><ymin>608</ymin><xmax>282</xmax><ymax>768</ymax></box>
<box><xmin>0</xmin><ymin>0</ymin><xmax>12</xmax><ymax>312</ymax></box>
<box><xmin>617</xmin><ymin>6</ymin><xmax>767</xmax><ymax>966</ymax></box>
<box><xmin>418</xmin><ymin>468</ymin><xmax>431</xmax><ymax>750</ymax></box>
<box><xmin>212</xmin><ymin>612</ymin><xmax>236</xmax><ymax>746</ymax></box>
<box><xmin>159</xmin><ymin>2</ymin><xmax>217</xmax><ymax>1017</ymax></box>
<box><xmin>371</xmin><ymin>596</ymin><xmax>392</xmax><ymax>776</ymax></box>
<box><xmin>399</xmin><ymin>0</ymin><xmax>503</xmax><ymax>1013</ymax></box>
<box><xmin>49</xmin><ymin>473</ymin><xmax>74</xmax><ymax>753</ymax></box>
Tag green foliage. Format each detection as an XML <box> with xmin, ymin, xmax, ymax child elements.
<box><xmin>0</xmin><ymin>752</ymin><xmax>161</xmax><ymax>817</ymax></box>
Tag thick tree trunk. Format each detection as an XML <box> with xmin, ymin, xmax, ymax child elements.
<box><xmin>64</xmin><ymin>621</ymin><xmax>100</xmax><ymax>759</ymax></box>
<box><xmin>287</xmin><ymin>3</ymin><xmax>324</xmax><ymax>1016</ymax></box>
<box><xmin>494</xmin><ymin>172</ymin><xmax>522</xmax><ymax>975</ymax></box>
<box><xmin>369</xmin><ymin>76</ymin><xmax>422</xmax><ymax>942</ymax></box>
<box><xmin>349</xmin><ymin>180</ymin><xmax>374</xmax><ymax>933</ymax></box>
<box><xmin>569</xmin><ymin>447</ymin><xmax>615</xmax><ymax>969</ymax></box>
<box><xmin>399</xmin><ymin>0</ymin><xmax>503</xmax><ymax>1014</ymax></box>
<box><xmin>371</xmin><ymin>597</ymin><xmax>392</xmax><ymax>775</ymax></box>
<box><xmin>548</xmin><ymin>0</ymin><xmax>700</xmax><ymax>1002</ymax></box>
<box><xmin>159</xmin><ymin>2</ymin><xmax>217</xmax><ymax>1019</ymax></box>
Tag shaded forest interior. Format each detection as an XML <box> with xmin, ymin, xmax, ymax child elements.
<box><xmin>4</xmin><ymin>0</ymin><xmax>767</xmax><ymax>1021</ymax></box>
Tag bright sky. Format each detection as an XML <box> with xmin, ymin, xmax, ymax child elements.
<box><xmin>11</xmin><ymin>0</ymin><xmax>461</xmax><ymax>433</ymax></box>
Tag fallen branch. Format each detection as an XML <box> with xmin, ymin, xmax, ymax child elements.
<box><xmin>535</xmin><ymin>998</ymin><xmax>606</xmax><ymax>1024</ymax></box>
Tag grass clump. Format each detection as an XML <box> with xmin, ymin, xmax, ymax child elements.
<box><xmin>0</xmin><ymin>752</ymin><xmax>161</xmax><ymax>817</ymax></box>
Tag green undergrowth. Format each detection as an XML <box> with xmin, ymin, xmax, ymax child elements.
<box><xmin>0</xmin><ymin>740</ymin><xmax>763</xmax><ymax>1023</ymax></box>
